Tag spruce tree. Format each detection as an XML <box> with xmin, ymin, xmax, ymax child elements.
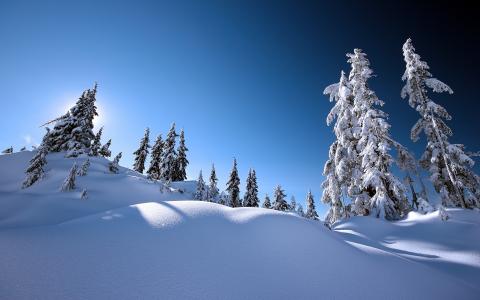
<box><xmin>77</xmin><ymin>158</ymin><xmax>90</xmax><ymax>176</ymax></box>
<box><xmin>61</xmin><ymin>162</ymin><xmax>78</xmax><ymax>191</ymax></box>
<box><xmin>226</xmin><ymin>158</ymin><xmax>241</xmax><ymax>207</ymax></box>
<box><xmin>290</xmin><ymin>196</ymin><xmax>297</xmax><ymax>212</ymax></box>
<box><xmin>305</xmin><ymin>190</ymin><xmax>319</xmax><ymax>220</ymax></box>
<box><xmin>109</xmin><ymin>152</ymin><xmax>122</xmax><ymax>173</ymax></box>
<box><xmin>262</xmin><ymin>194</ymin><xmax>271</xmax><ymax>209</ymax></box>
<box><xmin>244</xmin><ymin>169</ymin><xmax>259</xmax><ymax>207</ymax></box>
<box><xmin>349</xmin><ymin>49</ymin><xmax>410</xmax><ymax>220</ymax></box>
<box><xmin>147</xmin><ymin>134</ymin><xmax>164</xmax><ymax>180</ymax></box>
<box><xmin>297</xmin><ymin>204</ymin><xmax>305</xmax><ymax>217</ymax></box>
<box><xmin>194</xmin><ymin>170</ymin><xmax>207</xmax><ymax>201</ymax></box>
<box><xmin>89</xmin><ymin>127</ymin><xmax>103</xmax><ymax>156</ymax></box>
<box><xmin>99</xmin><ymin>139</ymin><xmax>112</xmax><ymax>157</ymax></box>
<box><xmin>133</xmin><ymin>128</ymin><xmax>150</xmax><ymax>174</ymax></box>
<box><xmin>80</xmin><ymin>188</ymin><xmax>88</xmax><ymax>200</ymax></box>
<box><xmin>22</xmin><ymin>147</ymin><xmax>48</xmax><ymax>188</ymax></box>
<box><xmin>402</xmin><ymin>38</ymin><xmax>480</xmax><ymax>208</ymax></box>
<box><xmin>174</xmin><ymin>128</ymin><xmax>189</xmax><ymax>181</ymax></box>
<box><xmin>160</xmin><ymin>123</ymin><xmax>178</xmax><ymax>182</ymax></box>
<box><xmin>273</xmin><ymin>185</ymin><xmax>288</xmax><ymax>211</ymax></box>
<box><xmin>1</xmin><ymin>146</ymin><xmax>13</xmax><ymax>154</ymax></box>
<box><xmin>208</xmin><ymin>164</ymin><xmax>219</xmax><ymax>202</ymax></box>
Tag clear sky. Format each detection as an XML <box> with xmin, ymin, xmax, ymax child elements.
<box><xmin>1</xmin><ymin>1</ymin><xmax>479</xmax><ymax>216</ymax></box>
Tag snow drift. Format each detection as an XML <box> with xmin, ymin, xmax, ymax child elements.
<box><xmin>1</xmin><ymin>151</ymin><xmax>479</xmax><ymax>299</ymax></box>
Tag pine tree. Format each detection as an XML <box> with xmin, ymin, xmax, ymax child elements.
<box><xmin>402</xmin><ymin>38</ymin><xmax>480</xmax><ymax>208</ymax></box>
<box><xmin>218</xmin><ymin>191</ymin><xmax>229</xmax><ymax>206</ymax></box>
<box><xmin>80</xmin><ymin>188</ymin><xmax>88</xmax><ymax>200</ymax></box>
<box><xmin>147</xmin><ymin>134</ymin><xmax>163</xmax><ymax>180</ymax></box>
<box><xmin>109</xmin><ymin>152</ymin><xmax>122</xmax><ymax>173</ymax></box>
<box><xmin>305</xmin><ymin>190</ymin><xmax>319</xmax><ymax>220</ymax></box>
<box><xmin>226</xmin><ymin>158</ymin><xmax>241</xmax><ymax>207</ymax></box>
<box><xmin>349</xmin><ymin>49</ymin><xmax>410</xmax><ymax>220</ymax></box>
<box><xmin>160</xmin><ymin>123</ymin><xmax>178</xmax><ymax>182</ymax></box>
<box><xmin>208</xmin><ymin>164</ymin><xmax>219</xmax><ymax>202</ymax></box>
<box><xmin>322</xmin><ymin>71</ymin><xmax>360</xmax><ymax>224</ymax></box>
<box><xmin>89</xmin><ymin>127</ymin><xmax>103</xmax><ymax>156</ymax></box>
<box><xmin>262</xmin><ymin>194</ymin><xmax>271</xmax><ymax>209</ymax></box>
<box><xmin>289</xmin><ymin>196</ymin><xmax>297</xmax><ymax>212</ymax></box>
<box><xmin>273</xmin><ymin>185</ymin><xmax>288</xmax><ymax>211</ymax></box>
<box><xmin>99</xmin><ymin>139</ymin><xmax>112</xmax><ymax>157</ymax></box>
<box><xmin>194</xmin><ymin>170</ymin><xmax>207</xmax><ymax>201</ymax></box>
<box><xmin>77</xmin><ymin>158</ymin><xmax>90</xmax><ymax>176</ymax></box>
<box><xmin>22</xmin><ymin>147</ymin><xmax>48</xmax><ymax>188</ymax></box>
<box><xmin>61</xmin><ymin>162</ymin><xmax>78</xmax><ymax>191</ymax></box>
<box><xmin>133</xmin><ymin>128</ymin><xmax>150</xmax><ymax>174</ymax></box>
<box><xmin>43</xmin><ymin>84</ymin><xmax>98</xmax><ymax>157</ymax></box>
<box><xmin>297</xmin><ymin>204</ymin><xmax>305</xmax><ymax>217</ymax></box>
<box><xmin>174</xmin><ymin>128</ymin><xmax>189</xmax><ymax>181</ymax></box>
<box><xmin>243</xmin><ymin>169</ymin><xmax>259</xmax><ymax>207</ymax></box>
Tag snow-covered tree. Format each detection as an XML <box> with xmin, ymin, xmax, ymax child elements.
<box><xmin>417</xmin><ymin>198</ymin><xmax>434</xmax><ymax>214</ymax></box>
<box><xmin>109</xmin><ymin>152</ymin><xmax>122</xmax><ymax>173</ymax></box>
<box><xmin>348</xmin><ymin>49</ymin><xmax>410</xmax><ymax>220</ymax></box>
<box><xmin>44</xmin><ymin>84</ymin><xmax>98</xmax><ymax>157</ymax></box>
<box><xmin>402</xmin><ymin>38</ymin><xmax>480</xmax><ymax>208</ymax></box>
<box><xmin>208</xmin><ymin>164</ymin><xmax>219</xmax><ymax>202</ymax></box>
<box><xmin>147</xmin><ymin>134</ymin><xmax>163</xmax><ymax>180</ymax></box>
<box><xmin>160</xmin><ymin>123</ymin><xmax>178</xmax><ymax>182</ymax></box>
<box><xmin>133</xmin><ymin>128</ymin><xmax>150</xmax><ymax>174</ymax></box>
<box><xmin>61</xmin><ymin>162</ymin><xmax>78</xmax><ymax>191</ymax></box>
<box><xmin>262</xmin><ymin>194</ymin><xmax>271</xmax><ymax>209</ymax></box>
<box><xmin>99</xmin><ymin>139</ymin><xmax>112</xmax><ymax>158</ymax></box>
<box><xmin>243</xmin><ymin>169</ymin><xmax>259</xmax><ymax>207</ymax></box>
<box><xmin>322</xmin><ymin>71</ymin><xmax>359</xmax><ymax>224</ymax></box>
<box><xmin>80</xmin><ymin>188</ymin><xmax>88</xmax><ymax>200</ymax></box>
<box><xmin>289</xmin><ymin>196</ymin><xmax>297</xmax><ymax>212</ymax></box>
<box><xmin>226</xmin><ymin>158</ymin><xmax>241</xmax><ymax>207</ymax></box>
<box><xmin>218</xmin><ymin>191</ymin><xmax>229</xmax><ymax>206</ymax></box>
<box><xmin>194</xmin><ymin>170</ymin><xmax>207</xmax><ymax>201</ymax></box>
<box><xmin>1</xmin><ymin>146</ymin><xmax>13</xmax><ymax>154</ymax></box>
<box><xmin>273</xmin><ymin>185</ymin><xmax>288</xmax><ymax>211</ymax></box>
<box><xmin>89</xmin><ymin>127</ymin><xmax>103</xmax><ymax>156</ymax></box>
<box><xmin>305</xmin><ymin>190</ymin><xmax>319</xmax><ymax>220</ymax></box>
<box><xmin>297</xmin><ymin>204</ymin><xmax>305</xmax><ymax>217</ymax></box>
<box><xmin>77</xmin><ymin>158</ymin><xmax>90</xmax><ymax>176</ymax></box>
<box><xmin>22</xmin><ymin>147</ymin><xmax>48</xmax><ymax>188</ymax></box>
<box><xmin>173</xmin><ymin>129</ymin><xmax>188</xmax><ymax>181</ymax></box>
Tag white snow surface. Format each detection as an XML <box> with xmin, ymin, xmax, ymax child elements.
<box><xmin>1</xmin><ymin>151</ymin><xmax>479</xmax><ymax>299</ymax></box>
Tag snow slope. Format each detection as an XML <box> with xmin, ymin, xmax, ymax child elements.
<box><xmin>1</xmin><ymin>151</ymin><xmax>479</xmax><ymax>299</ymax></box>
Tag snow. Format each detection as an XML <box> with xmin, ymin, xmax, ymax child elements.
<box><xmin>1</xmin><ymin>151</ymin><xmax>480</xmax><ymax>299</ymax></box>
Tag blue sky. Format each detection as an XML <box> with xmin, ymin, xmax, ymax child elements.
<box><xmin>1</xmin><ymin>1</ymin><xmax>479</xmax><ymax>215</ymax></box>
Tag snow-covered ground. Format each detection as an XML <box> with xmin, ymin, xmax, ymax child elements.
<box><xmin>1</xmin><ymin>151</ymin><xmax>479</xmax><ymax>299</ymax></box>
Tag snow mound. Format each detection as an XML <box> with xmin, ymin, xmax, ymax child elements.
<box><xmin>1</xmin><ymin>151</ymin><xmax>480</xmax><ymax>299</ymax></box>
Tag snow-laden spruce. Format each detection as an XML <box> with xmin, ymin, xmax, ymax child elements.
<box><xmin>61</xmin><ymin>162</ymin><xmax>77</xmax><ymax>191</ymax></box>
<box><xmin>208</xmin><ymin>164</ymin><xmax>219</xmax><ymax>202</ymax></box>
<box><xmin>262</xmin><ymin>194</ymin><xmax>271</xmax><ymax>209</ymax></box>
<box><xmin>22</xmin><ymin>147</ymin><xmax>48</xmax><ymax>188</ymax></box>
<box><xmin>273</xmin><ymin>185</ymin><xmax>288</xmax><ymax>211</ymax></box>
<box><xmin>402</xmin><ymin>38</ymin><xmax>480</xmax><ymax>209</ymax></box>
<box><xmin>289</xmin><ymin>196</ymin><xmax>297</xmax><ymax>212</ymax></box>
<box><xmin>77</xmin><ymin>158</ymin><xmax>90</xmax><ymax>176</ymax></box>
<box><xmin>243</xmin><ymin>169</ymin><xmax>259</xmax><ymax>207</ymax></box>
<box><xmin>194</xmin><ymin>170</ymin><xmax>207</xmax><ymax>201</ymax></box>
<box><xmin>99</xmin><ymin>139</ymin><xmax>111</xmax><ymax>157</ymax></box>
<box><xmin>174</xmin><ymin>128</ymin><xmax>188</xmax><ymax>181</ymax></box>
<box><xmin>160</xmin><ymin>123</ymin><xmax>178</xmax><ymax>183</ymax></box>
<box><xmin>2</xmin><ymin>146</ymin><xmax>13</xmax><ymax>154</ymax></box>
<box><xmin>89</xmin><ymin>127</ymin><xmax>103</xmax><ymax>156</ymax></box>
<box><xmin>305</xmin><ymin>190</ymin><xmax>319</xmax><ymax>220</ymax></box>
<box><xmin>296</xmin><ymin>204</ymin><xmax>305</xmax><ymax>217</ymax></box>
<box><xmin>147</xmin><ymin>134</ymin><xmax>163</xmax><ymax>180</ymax></box>
<box><xmin>109</xmin><ymin>152</ymin><xmax>122</xmax><ymax>173</ymax></box>
<box><xmin>226</xmin><ymin>158</ymin><xmax>241</xmax><ymax>207</ymax></box>
<box><xmin>43</xmin><ymin>84</ymin><xmax>98</xmax><ymax>157</ymax></box>
<box><xmin>133</xmin><ymin>128</ymin><xmax>150</xmax><ymax>174</ymax></box>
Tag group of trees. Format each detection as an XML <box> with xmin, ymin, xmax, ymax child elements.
<box><xmin>322</xmin><ymin>39</ymin><xmax>480</xmax><ymax>225</ymax></box>
<box><xmin>133</xmin><ymin>123</ymin><xmax>189</xmax><ymax>183</ymax></box>
<box><xmin>194</xmin><ymin>159</ymin><xmax>319</xmax><ymax>220</ymax></box>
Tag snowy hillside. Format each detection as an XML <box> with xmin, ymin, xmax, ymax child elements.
<box><xmin>1</xmin><ymin>151</ymin><xmax>480</xmax><ymax>299</ymax></box>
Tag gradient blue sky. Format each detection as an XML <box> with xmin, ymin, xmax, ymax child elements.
<box><xmin>1</xmin><ymin>1</ymin><xmax>479</xmax><ymax>215</ymax></box>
